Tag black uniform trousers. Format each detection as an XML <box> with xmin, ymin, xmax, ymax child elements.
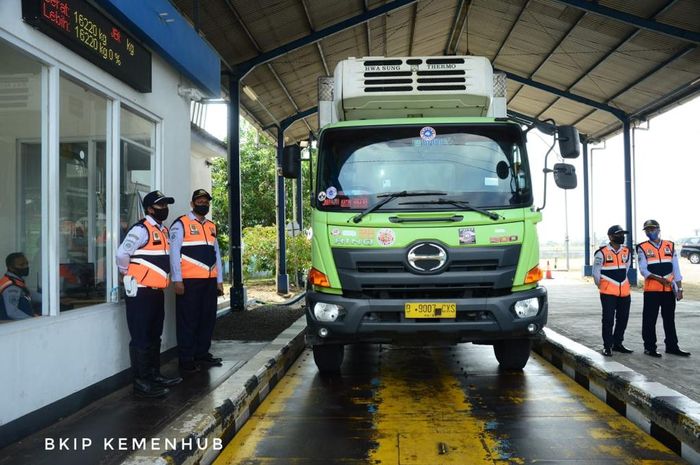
<box><xmin>642</xmin><ymin>291</ymin><xmax>679</xmax><ymax>351</ymax></box>
<box><xmin>125</xmin><ymin>288</ymin><xmax>165</xmax><ymax>350</ymax></box>
<box><xmin>600</xmin><ymin>293</ymin><xmax>630</xmax><ymax>349</ymax></box>
<box><xmin>176</xmin><ymin>278</ymin><xmax>218</xmax><ymax>362</ymax></box>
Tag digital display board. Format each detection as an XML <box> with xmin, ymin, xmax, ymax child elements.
<box><xmin>22</xmin><ymin>0</ymin><xmax>152</xmax><ymax>92</ymax></box>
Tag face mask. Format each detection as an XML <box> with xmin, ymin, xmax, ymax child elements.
<box><xmin>646</xmin><ymin>230</ymin><xmax>659</xmax><ymax>241</ymax></box>
<box><xmin>14</xmin><ymin>267</ymin><xmax>29</xmax><ymax>277</ymax></box>
<box><xmin>611</xmin><ymin>235</ymin><xmax>625</xmax><ymax>245</ymax></box>
<box><xmin>151</xmin><ymin>207</ymin><xmax>169</xmax><ymax>222</ymax></box>
<box><xmin>193</xmin><ymin>205</ymin><xmax>210</xmax><ymax>216</ymax></box>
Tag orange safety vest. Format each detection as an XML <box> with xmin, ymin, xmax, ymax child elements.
<box><xmin>126</xmin><ymin>220</ymin><xmax>171</xmax><ymax>289</ymax></box>
<box><xmin>0</xmin><ymin>274</ymin><xmax>33</xmax><ymax>318</ymax></box>
<box><xmin>597</xmin><ymin>245</ymin><xmax>630</xmax><ymax>297</ymax></box>
<box><xmin>637</xmin><ymin>240</ymin><xmax>675</xmax><ymax>292</ymax></box>
<box><xmin>175</xmin><ymin>215</ymin><xmax>218</xmax><ymax>279</ymax></box>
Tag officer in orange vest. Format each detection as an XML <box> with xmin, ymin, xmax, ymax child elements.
<box><xmin>116</xmin><ymin>190</ymin><xmax>183</xmax><ymax>397</ymax></box>
<box><xmin>169</xmin><ymin>189</ymin><xmax>224</xmax><ymax>374</ymax></box>
<box><xmin>1</xmin><ymin>252</ymin><xmax>41</xmax><ymax>320</ymax></box>
<box><xmin>636</xmin><ymin>219</ymin><xmax>689</xmax><ymax>357</ymax></box>
<box><xmin>592</xmin><ymin>225</ymin><xmax>633</xmax><ymax>357</ymax></box>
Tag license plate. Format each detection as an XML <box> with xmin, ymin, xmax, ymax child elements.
<box><xmin>404</xmin><ymin>302</ymin><xmax>457</xmax><ymax>318</ymax></box>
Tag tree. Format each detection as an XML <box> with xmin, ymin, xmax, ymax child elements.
<box><xmin>211</xmin><ymin>119</ymin><xmax>278</xmax><ymax>237</ymax></box>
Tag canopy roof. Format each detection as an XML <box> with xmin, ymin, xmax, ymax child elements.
<box><xmin>172</xmin><ymin>0</ymin><xmax>700</xmax><ymax>143</ymax></box>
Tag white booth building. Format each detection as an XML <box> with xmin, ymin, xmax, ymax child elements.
<box><xmin>0</xmin><ymin>0</ymin><xmax>220</xmax><ymax>445</ymax></box>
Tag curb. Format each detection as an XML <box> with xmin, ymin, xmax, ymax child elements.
<box><xmin>533</xmin><ymin>328</ymin><xmax>700</xmax><ymax>465</ymax></box>
<box><xmin>120</xmin><ymin>315</ymin><xmax>308</xmax><ymax>465</ymax></box>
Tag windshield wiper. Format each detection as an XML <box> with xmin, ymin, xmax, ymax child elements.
<box><xmin>350</xmin><ymin>190</ymin><xmax>447</xmax><ymax>224</ymax></box>
<box><xmin>400</xmin><ymin>198</ymin><xmax>502</xmax><ymax>221</ymax></box>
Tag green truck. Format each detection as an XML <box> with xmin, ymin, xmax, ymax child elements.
<box><xmin>283</xmin><ymin>56</ymin><xmax>579</xmax><ymax>373</ymax></box>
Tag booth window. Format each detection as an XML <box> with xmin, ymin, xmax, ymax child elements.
<box><xmin>120</xmin><ymin>107</ymin><xmax>154</xmax><ymax>237</ymax></box>
<box><xmin>0</xmin><ymin>40</ymin><xmax>44</xmax><ymax>322</ymax></box>
<box><xmin>58</xmin><ymin>76</ymin><xmax>108</xmax><ymax>310</ymax></box>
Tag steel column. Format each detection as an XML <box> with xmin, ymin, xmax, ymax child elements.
<box><xmin>276</xmin><ymin>125</ymin><xmax>289</xmax><ymax>294</ymax></box>
<box><xmin>582</xmin><ymin>140</ymin><xmax>592</xmax><ymax>277</ymax></box>
<box><xmin>227</xmin><ymin>74</ymin><xmax>247</xmax><ymax>310</ymax></box>
<box><xmin>296</xmin><ymin>165</ymin><xmax>303</xmax><ymax>232</ymax></box>
<box><xmin>622</xmin><ymin>119</ymin><xmax>637</xmax><ymax>286</ymax></box>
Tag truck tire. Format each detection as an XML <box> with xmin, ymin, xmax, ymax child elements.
<box><xmin>312</xmin><ymin>344</ymin><xmax>344</xmax><ymax>374</ymax></box>
<box><xmin>493</xmin><ymin>339</ymin><xmax>531</xmax><ymax>370</ymax></box>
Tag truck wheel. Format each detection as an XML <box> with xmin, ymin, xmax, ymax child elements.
<box><xmin>690</xmin><ymin>253</ymin><xmax>700</xmax><ymax>265</ymax></box>
<box><xmin>312</xmin><ymin>344</ymin><xmax>344</xmax><ymax>374</ymax></box>
<box><xmin>493</xmin><ymin>339</ymin><xmax>531</xmax><ymax>370</ymax></box>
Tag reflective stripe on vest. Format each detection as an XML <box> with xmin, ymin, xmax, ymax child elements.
<box><xmin>177</xmin><ymin>215</ymin><xmax>218</xmax><ymax>279</ymax></box>
<box><xmin>0</xmin><ymin>274</ymin><xmax>33</xmax><ymax>319</ymax></box>
<box><xmin>597</xmin><ymin>246</ymin><xmax>630</xmax><ymax>297</ymax></box>
<box><xmin>638</xmin><ymin>240</ymin><xmax>674</xmax><ymax>292</ymax></box>
<box><xmin>126</xmin><ymin>220</ymin><xmax>170</xmax><ymax>289</ymax></box>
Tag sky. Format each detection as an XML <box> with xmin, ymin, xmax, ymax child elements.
<box><xmin>526</xmin><ymin>95</ymin><xmax>700</xmax><ymax>245</ymax></box>
<box><xmin>204</xmin><ymin>95</ymin><xmax>700</xmax><ymax>245</ymax></box>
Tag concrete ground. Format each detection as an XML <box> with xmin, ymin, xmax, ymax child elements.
<box><xmin>544</xmin><ymin>271</ymin><xmax>700</xmax><ymax>403</ymax></box>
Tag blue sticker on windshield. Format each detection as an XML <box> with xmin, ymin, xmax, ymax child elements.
<box><xmin>420</xmin><ymin>126</ymin><xmax>436</xmax><ymax>141</ymax></box>
<box><xmin>326</xmin><ymin>186</ymin><xmax>337</xmax><ymax>199</ymax></box>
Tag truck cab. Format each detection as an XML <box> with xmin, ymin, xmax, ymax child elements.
<box><xmin>284</xmin><ymin>56</ymin><xmax>578</xmax><ymax>373</ymax></box>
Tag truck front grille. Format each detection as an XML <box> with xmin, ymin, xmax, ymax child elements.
<box><xmin>333</xmin><ymin>245</ymin><xmax>520</xmax><ymax>299</ymax></box>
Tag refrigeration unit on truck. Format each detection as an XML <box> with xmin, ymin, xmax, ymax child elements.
<box><xmin>282</xmin><ymin>56</ymin><xmax>580</xmax><ymax>373</ymax></box>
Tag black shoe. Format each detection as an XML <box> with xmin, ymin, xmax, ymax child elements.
<box><xmin>133</xmin><ymin>378</ymin><xmax>169</xmax><ymax>398</ymax></box>
<box><xmin>644</xmin><ymin>349</ymin><xmax>662</xmax><ymax>358</ymax></box>
<box><xmin>612</xmin><ymin>344</ymin><xmax>633</xmax><ymax>354</ymax></box>
<box><xmin>195</xmin><ymin>353</ymin><xmax>223</xmax><ymax>366</ymax></box>
<box><xmin>151</xmin><ymin>373</ymin><xmax>183</xmax><ymax>387</ymax></box>
<box><xmin>179</xmin><ymin>360</ymin><xmax>200</xmax><ymax>374</ymax></box>
<box><xmin>666</xmin><ymin>348</ymin><xmax>691</xmax><ymax>357</ymax></box>
<box><xmin>601</xmin><ymin>348</ymin><xmax>612</xmax><ymax>357</ymax></box>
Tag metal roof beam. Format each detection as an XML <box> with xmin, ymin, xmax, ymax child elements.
<box><xmin>631</xmin><ymin>77</ymin><xmax>700</xmax><ymax>122</ymax></box>
<box><xmin>492</xmin><ymin>0</ymin><xmax>532</xmax><ymax>64</ymax></box>
<box><xmin>593</xmin><ymin>79</ymin><xmax>700</xmax><ymax>141</ymax></box>
<box><xmin>444</xmin><ymin>0</ymin><xmax>470</xmax><ymax>55</ymax></box>
<box><xmin>364</xmin><ymin>0</ymin><xmax>372</xmax><ymax>55</ymax></box>
<box><xmin>225</xmin><ymin>1</ymin><xmax>311</xmax><ymax>132</ymax></box>
<box><xmin>535</xmin><ymin>0</ymin><xmax>679</xmax><ymax>120</ymax></box>
<box><xmin>223</xmin><ymin>0</ymin><xmax>262</xmax><ymax>52</ymax></box>
<box><xmin>570</xmin><ymin>44</ymin><xmax>694</xmax><ymax>126</ymax></box>
<box><xmin>452</xmin><ymin>0</ymin><xmax>472</xmax><ymax>54</ymax></box>
<box><xmin>267</xmin><ymin>64</ymin><xmax>313</xmax><ymax>133</ymax></box>
<box><xmin>607</xmin><ymin>44</ymin><xmax>695</xmax><ymax>104</ymax></box>
<box><xmin>235</xmin><ymin>0</ymin><xmax>417</xmax><ymax>77</ymax></box>
<box><xmin>264</xmin><ymin>106</ymin><xmax>318</xmax><ymax>132</ymax></box>
<box><xmin>552</xmin><ymin>0</ymin><xmax>700</xmax><ymax>45</ymax></box>
<box><xmin>300</xmin><ymin>0</ymin><xmax>330</xmax><ymax>75</ymax></box>
<box><xmin>497</xmin><ymin>68</ymin><xmax>627</xmax><ymax>120</ymax></box>
<box><xmin>408</xmin><ymin>3</ymin><xmax>417</xmax><ymax>56</ymax></box>
<box><xmin>507</xmin><ymin>10</ymin><xmax>587</xmax><ymax>105</ymax></box>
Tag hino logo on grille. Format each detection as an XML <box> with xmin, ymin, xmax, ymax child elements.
<box><xmin>407</xmin><ymin>243</ymin><xmax>447</xmax><ymax>273</ymax></box>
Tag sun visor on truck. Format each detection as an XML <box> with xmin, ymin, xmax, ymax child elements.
<box><xmin>330</xmin><ymin>56</ymin><xmax>504</xmax><ymax>122</ymax></box>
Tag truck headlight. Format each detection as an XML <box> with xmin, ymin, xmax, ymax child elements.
<box><xmin>513</xmin><ymin>298</ymin><xmax>539</xmax><ymax>318</ymax></box>
<box><xmin>314</xmin><ymin>302</ymin><xmax>344</xmax><ymax>322</ymax></box>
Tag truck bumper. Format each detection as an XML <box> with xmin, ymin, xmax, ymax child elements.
<box><xmin>305</xmin><ymin>286</ymin><xmax>547</xmax><ymax>345</ymax></box>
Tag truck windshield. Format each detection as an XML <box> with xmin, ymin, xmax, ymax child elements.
<box><xmin>317</xmin><ymin>123</ymin><xmax>532</xmax><ymax>211</ymax></box>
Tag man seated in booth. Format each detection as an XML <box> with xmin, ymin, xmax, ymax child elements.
<box><xmin>0</xmin><ymin>252</ymin><xmax>41</xmax><ymax>320</ymax></box>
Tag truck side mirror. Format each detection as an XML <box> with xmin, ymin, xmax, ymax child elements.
<box><xmin>281</xmin><ymin>145</ymin><xmax>301</xmax><ymax>179</ymax></box>
<box><xmin>557</xmin><ymin>125</ymin><xmax>581</xmax><ymax>159</ymax></box>
<box><xmin>553</xmin><ymin>163</ymin><xmax>577</xmax><ymax>189</ymax></box>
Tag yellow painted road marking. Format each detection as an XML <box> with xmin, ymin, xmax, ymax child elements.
<box><xmin>213</xmin><ymin>360</ymin><xmax>304</xmax><ymax>464</ymax></box>
<box><xmin>368</xmin><ymin>347</ymin><xmax>520</xmax><ymax>464</ymax></box>
<box><xmin>534</xmin><ymin>352</ymin><xmax>674</xmax><ymax>459</ymax></box>
<box><xmin>213</xmin><ymin>345</ymin><xmax>685</xmax><ymax>464</ymax></box>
